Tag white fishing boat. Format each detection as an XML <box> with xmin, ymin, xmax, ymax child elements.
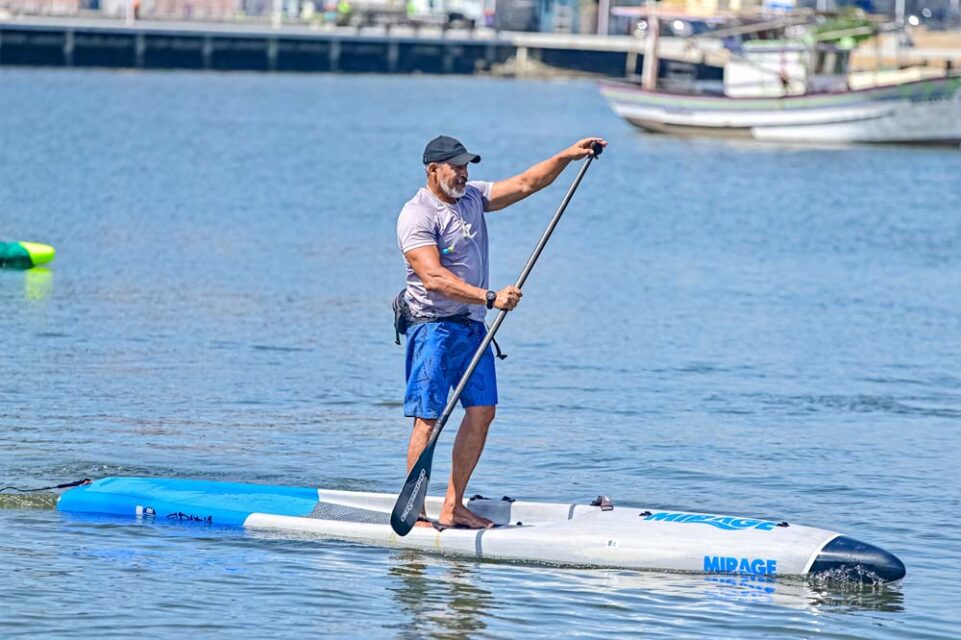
<box><xmin>57</xmin><ymin>477</ymin><xmax>906</xmax><ymax>583</ymax></box>
<box><xmin>598</xmin><ymin>12</ymin><xmax>961</xmax><ymax>145</ymax></box>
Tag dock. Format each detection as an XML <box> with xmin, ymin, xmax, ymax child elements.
<box><xmin>0</xmin><ymin>16</ymin><xmax>654</xmax><ymax>77</ymax></box>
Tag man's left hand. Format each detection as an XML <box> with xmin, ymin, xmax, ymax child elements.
<box><xmin>563</xmin><ymin>137</ymin><xmax>607</xmax><ymax>161</ymax></box>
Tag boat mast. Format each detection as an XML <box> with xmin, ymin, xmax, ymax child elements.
<box><xmin>895</xmin><ymin>0</ymin><xmax>906</xmax><ymax>67</ymax></box>
<box><xmin>641</xmin><ymin>6</ymin><xmax>659</xmax><ymax>90</ymax></box>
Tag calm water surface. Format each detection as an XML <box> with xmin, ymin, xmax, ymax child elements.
<box><xmin>1</xmin><ymin>68</ymin><xmax>960</xmax><ymax>638</ymax></box>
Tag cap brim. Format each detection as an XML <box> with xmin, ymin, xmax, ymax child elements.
<box><xmin>447</xmin><ymin>152</ymin><xmax>481</xmax><ymax>165</ymax></box>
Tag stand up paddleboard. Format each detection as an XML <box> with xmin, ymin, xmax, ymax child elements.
<box><xmin>57</xmin><ymin>477</ymin><xmax>905</xmax><ymax>583</ymax></box>
<box><xmin>0</xmin><ymin>241</ymin><xmax>55</xmax><ymax>270</ymax></box>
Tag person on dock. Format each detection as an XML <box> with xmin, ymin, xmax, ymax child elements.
<box><xmin>396</xmin><ymin>134</ymin><xmax>606</xmax><ymax>529</ymax></box>
<box><xmin>336</xmin><ymin>0</ymin><xmax>352</xmax><ymax>26</ymax></box>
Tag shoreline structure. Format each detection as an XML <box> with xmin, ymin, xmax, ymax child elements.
<box><xmin>0</xmin><ymin>16</ymin><xmax>650</xmax><ymax>77</ymax></box>
<box><xmin>4</xmin><ymin>15</ymin><xmax>959</xmax><ymax>77</ymax></box>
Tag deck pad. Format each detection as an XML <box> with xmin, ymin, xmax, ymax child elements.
<box><xmin>307</xmin><ymin>502</ymin><xmax>390</xmax><ymax>525</ymax></box>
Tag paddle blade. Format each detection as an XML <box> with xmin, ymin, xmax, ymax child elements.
<box><xmin>390</xmin><ymin>445</ymin><xmax>434</xmax><ymax>536</ymax></box>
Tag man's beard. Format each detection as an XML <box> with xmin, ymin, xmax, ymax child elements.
<box><xmin>440</xmin><ymin>179</ymin><xmax>466</xmax><ymax>200</ymax></box>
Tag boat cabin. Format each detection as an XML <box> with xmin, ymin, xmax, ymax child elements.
<box><xmin>723</xmin><ymin>40</ymin><xmax>852</xmax><ymax>97</ymax></box>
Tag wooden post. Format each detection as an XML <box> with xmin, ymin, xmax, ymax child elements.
<box><xmin>267</xmin><ymin>37</ymin><xmax>278</xmax><ymax>70</ymax></box>
<box><xmin>329</xmin><ymin>39</ymin><xmax>341</xmax><ymax>71</ymax></box>
<box><xmin>64</xmin><ymin>29</ymin><xmax>74</xmax><ymax>67</ymax></box>
<box><xmin>203</xmin><ymin>35</ymin><xmax>213</xmax><ymax>69</ymax></box>
<box><xmin>626</xmin><ymin>50</ymin><xmax>637</xmax><ymax>77</ymax></box>
<box><xmin>388</xmin><ymin>40</ymin><xmax>399</xmax><ymax>72</ymax></box>
<box><xmin>135</xmin><ymin>32</ymin><xmax>145</xmax><ymax>68</ymax></box>
<box><xmin>442</xmin><ymin>43</ymin><xmax>454</xmax><ymax>73</ymax></box>
<box><xmin>597</xmin><ymin>0</ymin><xmax>610</xmax><ymax>36</ymax></box>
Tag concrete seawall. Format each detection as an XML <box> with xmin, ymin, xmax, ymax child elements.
<box><xmin>0</xmin><ymin>16</ymin><xmax>653</xmax><ymax>76</ymax></box>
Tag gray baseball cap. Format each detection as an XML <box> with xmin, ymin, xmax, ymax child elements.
<box><xmin>423</xmin><ymin>135</ymin><xmax>481</xmax><ymax>165</ymax></box>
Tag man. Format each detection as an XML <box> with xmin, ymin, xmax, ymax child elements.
<box><xmin>397</xmin><ymin>134</ymin><xmax>606</xmax><ymax>529</ymax></box>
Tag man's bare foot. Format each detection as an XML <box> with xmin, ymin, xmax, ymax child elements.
<box><xmin>437</xmin><ymin>503</ymin><xmax>494</xmax><ymax>529</ymax></box>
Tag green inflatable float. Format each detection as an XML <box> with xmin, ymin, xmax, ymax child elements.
<box><xmin>0</xmin><ymin>241</ymin><xmax>55</xmax><ymax>270</ymax></box>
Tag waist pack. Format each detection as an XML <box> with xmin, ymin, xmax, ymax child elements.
<box><xmin>393</xmin><ymin>289</ymin><xmax>506</xmax><ymax>359</ymax></box>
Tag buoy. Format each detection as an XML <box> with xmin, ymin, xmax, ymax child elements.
<box><xmin>0</xmin><ymin>241</ymin><xmax>56</xmax><ymax>270</ymax></box>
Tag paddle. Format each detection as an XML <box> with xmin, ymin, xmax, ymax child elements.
<box><xmin>390</xmin><ymin>141</ymin><xmax>603</xmax><ymax>536</ymax></box>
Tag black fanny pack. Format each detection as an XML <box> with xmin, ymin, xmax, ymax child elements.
<box><xmin>393</xmin><ymin>289</ymin><xmax>506</xmax><ymax>359</ymax></box>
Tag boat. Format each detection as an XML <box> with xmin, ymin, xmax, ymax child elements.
<box><xmin>58</xmin><ymin>476</ymin><xmax>906</xmax><ymax>583</ymax></box>
<box><xmin>601</xmin><ymin>73</ymin><xmax>961</xmax><ymax>144</ymax></box>
<box><xmin>0</xmin><ymin>241</ymin><xmax>55</xmax><ymax>270</ymax></box>
<box><xmin>598</xmin><ymin>11</ymin><xmax>961</xmax><ymax>145</ymax></box>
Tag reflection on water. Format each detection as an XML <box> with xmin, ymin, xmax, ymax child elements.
<box><xmin>805</xmin><ymin>582</ymin><xmax>905</xmax><ymax>613</ymax></box>
<box><xmin>0</xmin><ymin>266</ymin><xmax>54</xmax><ymax>302</ymax></box>
<box><xmin>564</xmin><ymin>566</ymin><xmax>905</xmax><ymax>614</ymax></box>
<box><xmin>381</xmin><ymin>545</ymin><xmax>907</xmax><ymax>639</ymax></box>
<box><xmin>389</xmin><ymin>554</ymin><xmax>492</xmax><ymax>640</ymax></box>
<box><xmin>702</xmin><ymin>574</ymin><xmax>904</xmax><ymax>613</ymax></box>
<box><xmin>23</xmin><ymin>267</ymin><xmax>53</xmax><ymax>301</ymax></box>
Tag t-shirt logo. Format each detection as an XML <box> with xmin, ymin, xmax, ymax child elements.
<box><xmin>442</xmin><ymin>217</ymin><xmax>476</xmax><ymax>255</ymax></box>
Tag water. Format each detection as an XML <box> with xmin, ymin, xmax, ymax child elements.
<box><xmin>2</xmin><ymin>68</ymin><xmax>960</xmax><ymax>638</ymax></box>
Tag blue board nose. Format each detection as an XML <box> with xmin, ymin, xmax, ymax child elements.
<box><xmin>809</xmin><ymin>535</ymin><xmax>906</xmax><ymax>583</ymax></box>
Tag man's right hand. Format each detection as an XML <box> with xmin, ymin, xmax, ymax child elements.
<box><xmin>494</xmin><ymin>286</ymin><xmax>522</xmax><ymax>310</ymax></box>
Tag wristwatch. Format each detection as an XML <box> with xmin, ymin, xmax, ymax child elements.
<box><xmin>485</xmin><ymin>290</ymin><xmax>497</xmax><ymax>309</ymax></box>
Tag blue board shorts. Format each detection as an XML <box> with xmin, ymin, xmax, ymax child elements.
<box><xmin>404</xmin><ymin>320</ymin><xmax>498</xmax><ymax>419</ymax></box>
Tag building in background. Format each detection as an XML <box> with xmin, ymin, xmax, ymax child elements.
<box><xmin>3</xmin><ymin>0</ymin><xmax>81</xmax><ymax>15</ymax></box>
<box><xmin>537</xmin><ymin>0</ymin><xmax>580</xmax><ymax>31</ymax></box>
<box><xmin>494</xmin><ymin>0</ymin><xmax>538</xmax><ymax>29</ymax></box>
<box><xmin>1</xmin><ymin>0</ymin><xmax>958</xmax><ymax>30</ymax></box>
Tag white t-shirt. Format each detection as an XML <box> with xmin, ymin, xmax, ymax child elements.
<box><xmin>396</xmin><ymin>181</ymin><xmax>493</xmax><ymax>323</ymax></box>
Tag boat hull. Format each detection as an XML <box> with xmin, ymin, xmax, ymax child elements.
<box><xmin>599</xmin><ymin>76</ymin><xmax>961</xmax><ymax>145</ymax></box>
<box><xmin>58</xmin><ymin>477</ymin><xmax>905</xmax><ymax>583</ymax></box>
